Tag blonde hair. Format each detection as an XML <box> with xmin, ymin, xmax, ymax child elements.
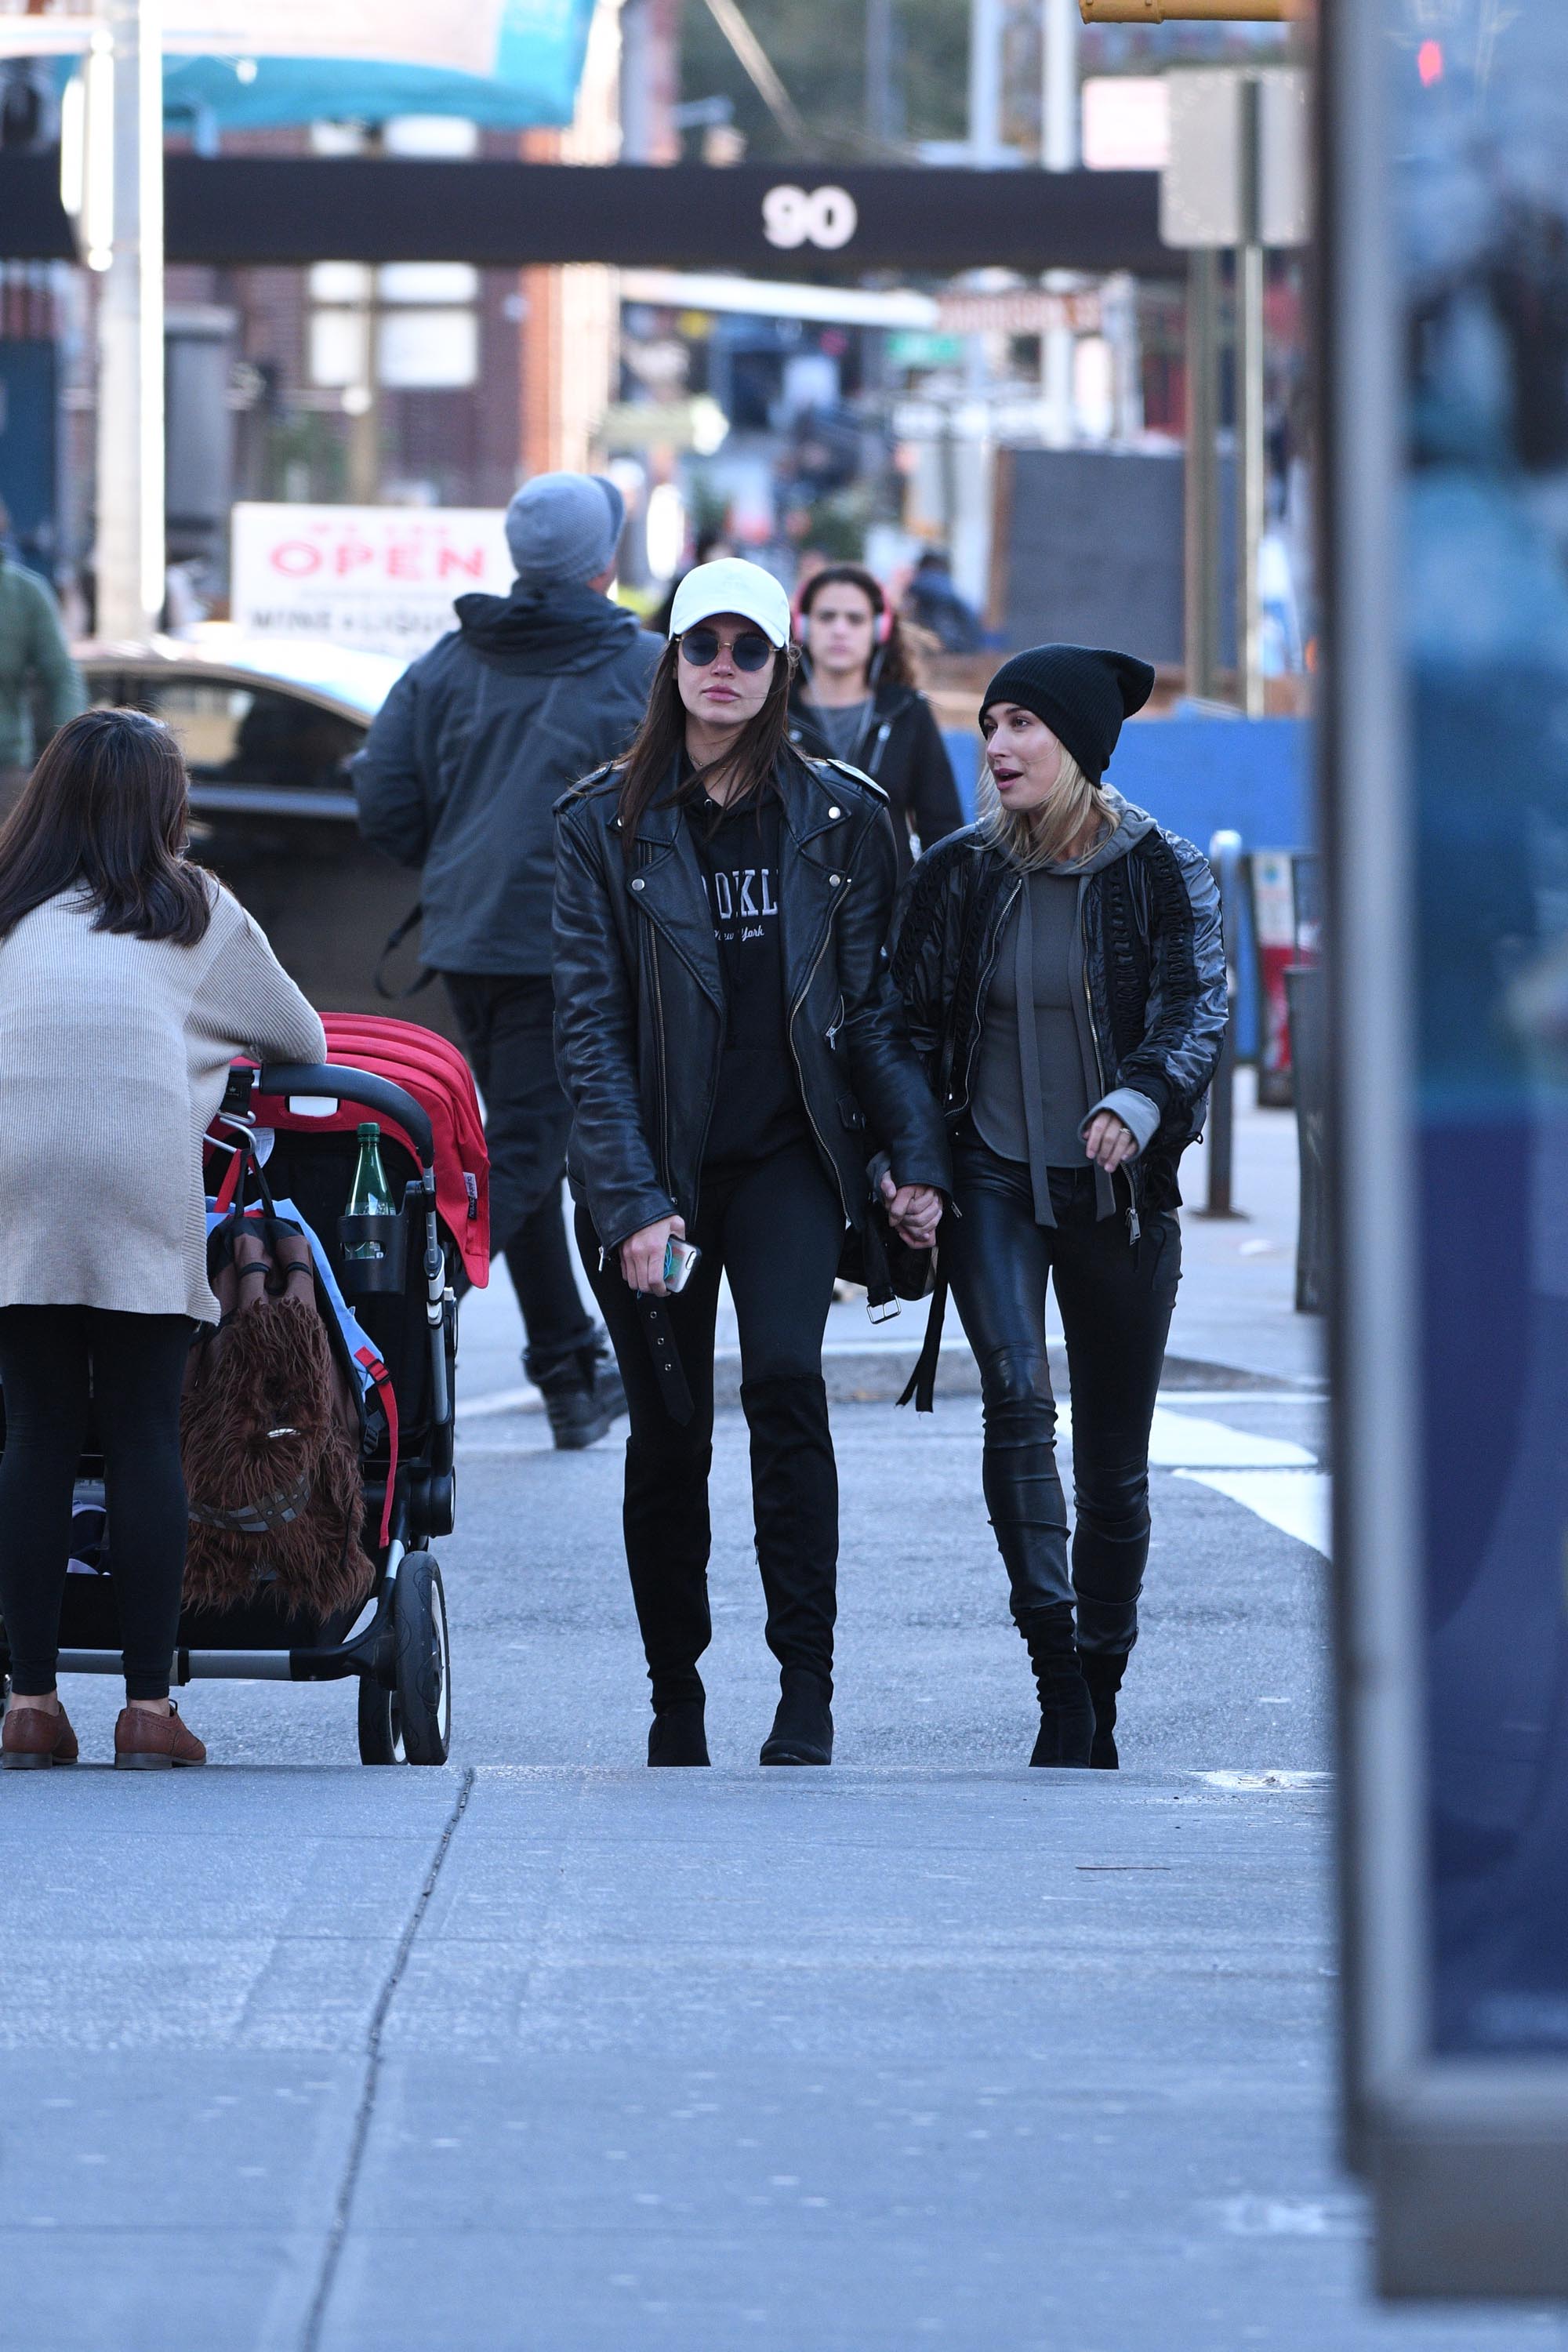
<box><xmin>978</xmin><ymin>740</ymin><xmax>1118</xmax><ymax>872</ymax></box>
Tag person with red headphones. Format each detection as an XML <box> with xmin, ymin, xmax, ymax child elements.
<box><xmin>789</xmin><ymin>564</ymin><xmax>964</xmax><ymax>882</ymax></box>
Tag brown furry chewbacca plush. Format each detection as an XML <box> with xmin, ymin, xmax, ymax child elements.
<box><xmin>181</xmin><ymin>1223</ymin><xmax>375</xmax><ymax>1621</ymax></box>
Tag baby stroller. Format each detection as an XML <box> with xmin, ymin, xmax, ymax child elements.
<box><xmin>1</xmin><ymin>1015</ymin><xmax>488</xmax><ymax>1767</ymax></box>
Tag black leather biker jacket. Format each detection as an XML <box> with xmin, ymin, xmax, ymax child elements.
<box><xmin>890</xmin><ymin>816</ymin><xmax>1227</xmax><ymax>1216</ymax></box>
<box><xmin>552</xmin><ymin>749</ymin><xmax>951</xmax><ymax>1252</ymax></box>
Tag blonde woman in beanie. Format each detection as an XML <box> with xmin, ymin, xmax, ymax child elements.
<box><xmin>891</xmin><ymin>645</ymin><xmax>1228</xmax><ymax>1769</ymax></box>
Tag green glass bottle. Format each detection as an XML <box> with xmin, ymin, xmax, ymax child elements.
<box><xmin>344</xmin><ymin>1121</ymin><xmax>397</xmax><ymax>1258</ymax></box>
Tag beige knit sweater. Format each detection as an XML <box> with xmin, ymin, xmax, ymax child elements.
<box><xmin>0</xmin><ymin>882</ymin><xmax>326</xmax><ymax>1322</ymax></box>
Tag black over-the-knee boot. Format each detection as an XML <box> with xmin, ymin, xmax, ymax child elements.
<box><xmin>623</xmin><ymin>1433</ymin><xmax>714</xmax><ymax>1760</ymax></box>
<box><xmin>978</xmin><ymin>1352</ymin><xmax>1093</xmax><ymax>1767</ymax></box>
<box><xmin>744</xmin><ymin>1372</ymin><xmax>838</xmax><ymax>1764</ymax></box>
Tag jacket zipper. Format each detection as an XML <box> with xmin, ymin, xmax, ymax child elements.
<box><xmin>1080</xmin><ymin>888</ymin><xmax>1140</xmax><ymax>1244</ymax></box>
<box><xmin>789</xmin><ymin>904</ymin><xmax>849</xmax><ymax>1219</ymax></box>
<box><xmin>956</xmin><ymin>874</ymin><xmax>1022</xmax><ymax>1114</ymax></box>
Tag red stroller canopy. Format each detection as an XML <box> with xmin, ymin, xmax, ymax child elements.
<box><xmin>250</xmin><ymin>1013</ymin><xmax>490</xmax><ymax>1287</ymax></box>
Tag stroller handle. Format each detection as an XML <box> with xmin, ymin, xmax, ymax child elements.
<box><xmin>257</xmin><ymin>1062</ymin><xmax>436</xmax><ymax>1173</ymax></box>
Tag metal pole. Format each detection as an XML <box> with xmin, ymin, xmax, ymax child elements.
<box><xmin>1184</xmin><ymin>246</ymin><xmax>1220</xmax><ymax>701</ymax></box>
<box><xmin>968</xmin><ymin>0</ymin><xmax>1004</xmax><ymax>164</ymax></box>
<box><xmin>94</xmin><ymin>0</ymin><xmax>162</xmax><ymax>640</ymax></box>
<box><xmin>866</xmin><ymin>0</ymin><xmax>896</xmax><ymax>147</ymax></box>
<box><xmin>1200</xmin><ymin>826</ymin><xmax>1245</xmax><ymax>1218</ymax></box>
<box><xmin>1236</xmin><ymin>74</ymin><xmax>1266</xmax><ymax>717</ymax></box>
<box><xmin>1041</xmin><ymin>0</ymin><xmax>1079</xmax><ymax>171</ymax></box>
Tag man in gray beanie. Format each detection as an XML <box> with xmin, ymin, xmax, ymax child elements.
<box><xmin>354</xmin><ymin>472</ymin><xmax>659</xmax><ymax>1446</ymax></box>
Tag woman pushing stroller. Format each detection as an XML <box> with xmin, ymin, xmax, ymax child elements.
<box><xmin>0</xmin><ymin>709</ymin><xmax>325</xmax><ymax>1769</ymax></box>
<box><xmin>892</xmin><ymin>645</ymin><xmax>1228</xmax><ymax>1769</ymax></box>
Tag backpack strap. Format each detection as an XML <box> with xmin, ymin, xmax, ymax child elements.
<box><xmin>374</xmin><ymin>901</ymin><xmax>437</xmax><ymax>1000</ymax></box>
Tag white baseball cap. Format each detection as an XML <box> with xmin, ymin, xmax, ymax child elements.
<box><xmin>668</xmin><ymin>557</ymin><xmax>793</xmax><ymax>648</ymax></box>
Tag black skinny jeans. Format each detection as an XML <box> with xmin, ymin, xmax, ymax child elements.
<box><xmin>579</xmin><ymin>1141</ymin><xmax>844</xmax><ymax>1706</ymax></box>
<box><xmin>443</xmin><ymin>973</ymin><xmax>599</xmax><ymax>1387</ymax></box>
<box><xmin>942</xmin><ymin>1138</ymin><xmax>1181</xmax><ymax>1657</ymax></box>
<box><xmin>0</xmin><ymin>1307</ymin><xmax>194</xmax><ymax>1700</ymax></box>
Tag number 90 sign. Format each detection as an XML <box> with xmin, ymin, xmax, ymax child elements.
<box><xmin>761</xmin><ymin>184</ymin><xmax>859</xmax><ymax>251</ymax></box>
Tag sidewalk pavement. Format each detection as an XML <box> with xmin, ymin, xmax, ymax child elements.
<box><xmin>10</xmin><ymin>1078</ymin><xmax>1550</xmax><ymax>2352</ymax></box>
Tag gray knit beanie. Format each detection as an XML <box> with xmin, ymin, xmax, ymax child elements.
<box><xmin>504</xmin><ymin>472</ymin><xmax>626</xmax><ymax>590</ymax></box>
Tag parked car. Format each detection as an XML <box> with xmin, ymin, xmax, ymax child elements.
<box><xmin>77</xmin><ymin>634</ymin><xmax>456</xmax><ymax>1038</ymax></box>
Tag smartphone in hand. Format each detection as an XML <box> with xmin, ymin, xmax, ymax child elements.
<box><xmin>663</xmin><ymin>1236</ymin><xmax>702</xmax><ymax>1294</ymax></box>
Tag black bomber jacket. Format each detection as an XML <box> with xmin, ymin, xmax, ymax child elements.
<box><xmin>889</xmin><ymin>804</ymin><xmax>1229</xmax><ymax>1217</ymax></box>
<box><xmin>552</xmin><ymin>748</ymin><xmax>951</xmax><ymax>1252</ymax></box>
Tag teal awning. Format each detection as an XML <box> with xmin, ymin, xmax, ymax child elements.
<box><xmin>160</xmin><ymin>0</ymin><xmax>599</xmax><ymax>130</ymax></box>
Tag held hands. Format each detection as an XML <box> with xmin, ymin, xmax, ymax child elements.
<box><xmin>1083</xmin><ymin>1111</ymin><xmax>1137</xmax><ymax>1173</ymax></box>
<box><xmin>880</xmin><ymin>1172</ymin><xmax>943</xmax><ymax>1250</ymax></box>
<box><xmin>621</xmin><ymin>1213</ymin><xmax>685</xmax><ymax>1296</ymax></box>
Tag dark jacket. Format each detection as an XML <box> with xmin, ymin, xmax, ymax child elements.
<box><xmin>351</xmin><ymin>583</ymin><xmax>661</xmax><ymax>978</ymax></box>
<box><xmin>787</xmin><ymin>677</ymin><xmax>964</xmax><ymax>884</ymax></box>
<box><xmin>890</xmin><ymin>794</ymin><xmax>1227</xmax><ymax>1218</ymax></box>
<box><xmin>552</xmin><ymin>749</ymin><xmax>951</xmax><ymax>1254</ymax></box>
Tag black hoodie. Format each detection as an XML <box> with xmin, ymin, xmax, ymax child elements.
<box><xmin>352</xmin><ymin>583</ymin><xmax>659</xmax><ymax>978</ymax></box>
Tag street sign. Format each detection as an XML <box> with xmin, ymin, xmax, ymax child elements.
<box><xmin>0</xmin><ymin>154</ymin><xmax>1174</xmax><ymax>279</ymax></box>
<box><xmin>1324</xmin><ymin>0</ymin><xmax>1568</xmax><ymax>2297</ymax></box>
<box><xmin>1161</xmin><ymin>67</ymin><xmax>1310</xmax><ymax>249</ymax></box>
<box><xmin>230</xmin><ymin>503</ymin><xmax>511</xmax><ymax>660</ymax></box>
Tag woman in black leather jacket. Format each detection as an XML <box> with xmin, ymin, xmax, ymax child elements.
<box><xmin>554</xmin><ymin>558</ymin><xmax>949</xmax><ymax>1770</ymax></box>
<box><xmin>891</xmin><ymin>644</ymin><xmax>1227</xmax><ymax>1770</ymax></box>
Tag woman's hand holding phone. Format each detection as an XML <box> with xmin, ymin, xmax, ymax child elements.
<box><xmin>621</xmin><ymin>1213</ymin><xmax>686</xmax><ymax>1296</ymax></box>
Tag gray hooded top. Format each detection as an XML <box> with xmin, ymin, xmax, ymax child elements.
<box><xmin>969</xmin><ymin>788</ymin><xmax>1161</xmax><ymax>1225</ymax></box>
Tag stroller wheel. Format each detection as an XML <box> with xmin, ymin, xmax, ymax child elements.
<box><xmin>392</xmin><ymin>1548</ymin><xmax>452</xmax><ymax>1766</ymax></box>
<box><xmin>358</xmin><ymin>1668</ymin><xmax>404</xmax><ymax>1766</ymax></box>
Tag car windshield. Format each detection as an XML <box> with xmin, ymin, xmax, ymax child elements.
<box><xmin>86</xmin><ymin>673</ymin><xmax>364</xmax><ymax>790</ymax></box>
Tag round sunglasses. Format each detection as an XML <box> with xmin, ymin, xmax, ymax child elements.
<box><xmin>677</xmin><ymin>626</ymin><xmax>775</xmax><ymax>673</ymax></box>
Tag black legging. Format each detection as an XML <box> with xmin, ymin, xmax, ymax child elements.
<box><xmin>942</xmin><ymin>1136</ymin><xmax>1181</xmax><ymax>1657</ymax></box>
<box><xmin>0</xmin><ymin>1307</ymin><xmax>194</xmax><ymax>1700</ymax></box>
<box><xmin>579</xmin><ymin>1141</ymin><xmax>844</xmax><ymax>1706</ymax></box>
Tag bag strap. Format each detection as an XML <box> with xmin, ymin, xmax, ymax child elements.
<box><xmin>212</xmin><ymin>1138</ymin><xmax>247</xmax><ymax>1214</ymax></box>
<box><xmin>374</xmin><ymin>901</ymin><xmax>437</xmax><ymax>1001</ymax></box>
<box><xmin>354</xmin><ymin>1345</ymin><xmax>400</xmax><ymax>1548</ymax></box>
<box><xmin>897</xmin><ymin>1265</ymin><xmax>948</xmax><ymax>1415</ymax></box>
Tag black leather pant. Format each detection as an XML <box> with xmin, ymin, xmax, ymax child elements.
<box><xmin>580</xmin><ymin>1142</ymin><xmax>843</xmax><ymax>1704</ymax></box>
<box><xmin>943</xmin><ymin>1135</ymin><xmax>1181</xmax><ymax>1657</ymax></box>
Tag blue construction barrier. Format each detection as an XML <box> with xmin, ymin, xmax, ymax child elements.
<box><xmin>939</xmin><ymin>716</ymin><xmax>1315</xmax><ymax>1062</ymax></box>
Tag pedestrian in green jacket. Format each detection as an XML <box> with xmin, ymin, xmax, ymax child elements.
<box><xmin>0</xmin><ymin>514</ymin><xmax>86</xmax><ymax>782</ymax></box>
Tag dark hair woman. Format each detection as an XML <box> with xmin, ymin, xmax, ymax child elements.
<box><xmin>0</xmin><ymin>708</ymin><xmax>325</xmax><ymax>1770</ymax></box>
<box><xmin>554</xmin><ymin>558</ymin><xmax>949</xmax><ymax>1768</ymax></box>
<box><xmin>789</xmin><ymin>563</ymin><xmax>964</xmax><ymax>884</ymax></box>
<box><xmin>891</xmin><ymin>646</ymin><xmax>1228</xmax><ymax>1769</ymax></box>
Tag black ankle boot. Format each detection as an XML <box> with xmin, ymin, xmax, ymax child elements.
<box><xmin>1022</xmin><ymin>1610</ymin><xmax>1094</xmax><ymax>1769</ymax></box>
<box><xmin>1080</xmin><ymin>1651</ymin><xmax>1128</xmax><ymax>1770</ymax></box>
<box><xmin>648</xmin><ymin>1699</ymin><xmax>710</xmax><ymax>1766</ymax></box>
<box><xmin>760</xmin><ymin>1668</ymin><xmax>833</xmax><ymax>1766</ymax></box>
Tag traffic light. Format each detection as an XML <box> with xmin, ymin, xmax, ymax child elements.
<box><xmin>1080</xmin><ymin>1</ymin><xmax>1301</xmax><ymax>20</ymax></box>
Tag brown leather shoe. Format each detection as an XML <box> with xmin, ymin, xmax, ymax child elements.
<box><xmin>114</xmin><ymin>1703</ymin><xmax>207</xmax><ymax>1771</ymax></box>
<box><xmin>2</xmin><ymin>1701</ymin><xmax>79</xmax><ymax>1769</ymax></box>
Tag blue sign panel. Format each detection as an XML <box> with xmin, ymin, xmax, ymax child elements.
<box><xmin>1399</xmin><ymin>4</ymin><xmax>1568</xmax><ymax>2061</ymax></box>
<box><xmin>160</xmin><ymin>0</ymin><xmax>600</xmax><ymax>130</ymax></box>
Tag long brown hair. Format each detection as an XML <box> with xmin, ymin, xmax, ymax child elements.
<box><xmin>0</xmin><ymin>706</ymin><xmax>213</xmax><ymax>945</ymax></box>
<box><xmin>798</xmin><ymin>563</ymin><xmax>917</xmax><ymax>690</ymax></box>
<box><xmin>613</xmin><ymin>634</ymin><xmax>800</xmax><ymax>852</ymax></box>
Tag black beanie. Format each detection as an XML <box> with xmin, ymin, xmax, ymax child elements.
<box><xmin>979</xmin><ymin>644</ymin><xmax>1156</xmax><ymax>782</ymax></box>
